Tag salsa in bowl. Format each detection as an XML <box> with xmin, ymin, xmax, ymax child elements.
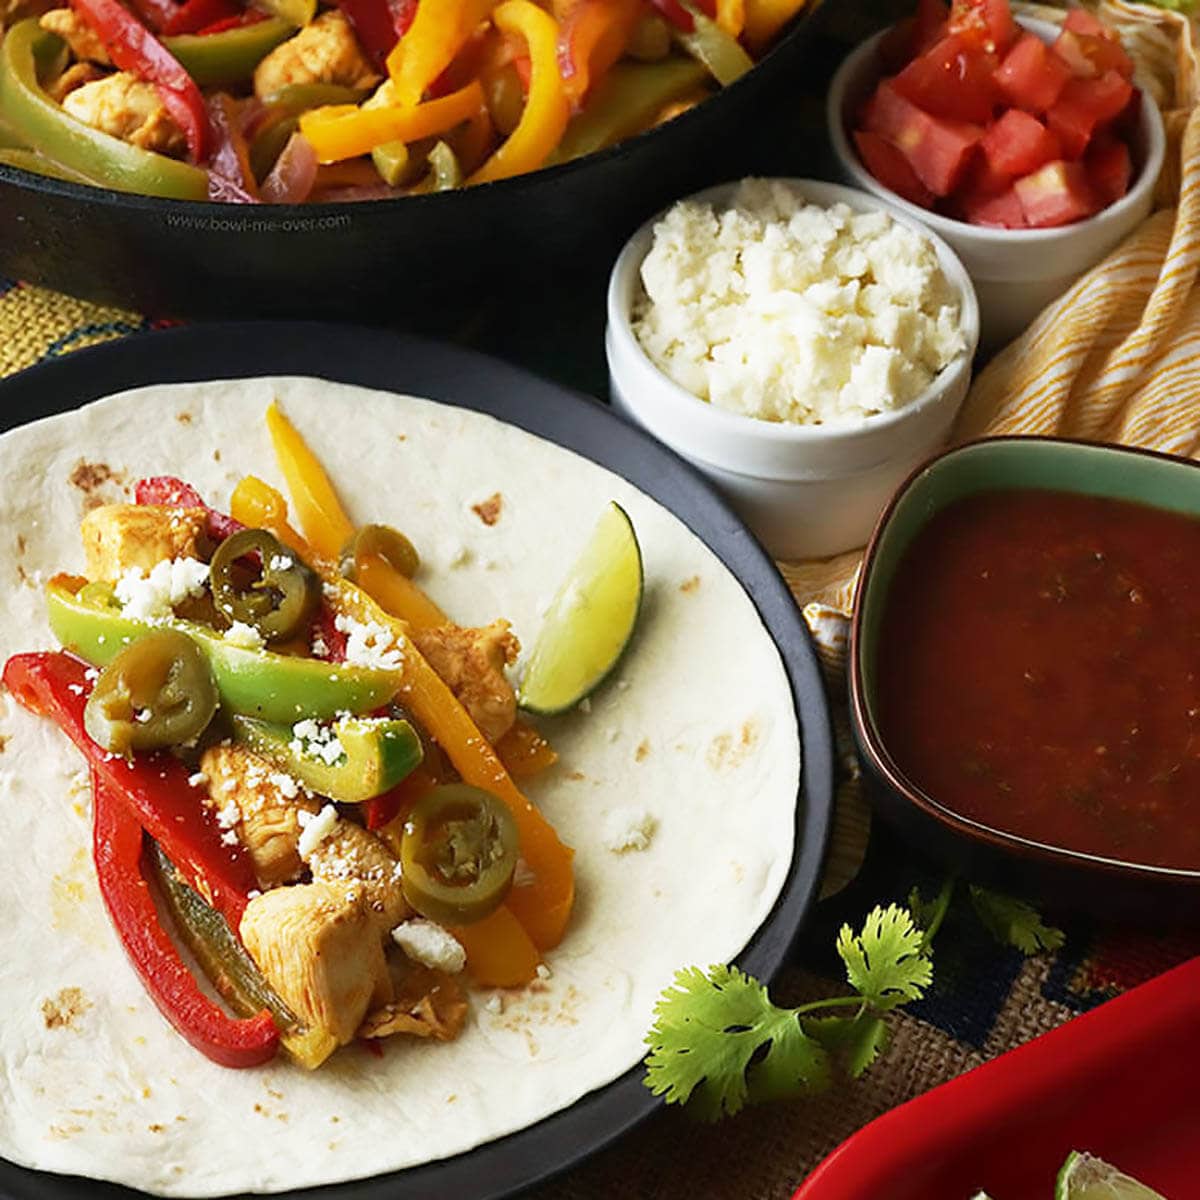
<box><xmin>851</xmin><ymin>438</ymin><xmax>1200</xmax><ymax>919</ymax></box>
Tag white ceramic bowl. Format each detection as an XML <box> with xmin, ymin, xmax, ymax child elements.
<box><xmin>827</xmin><ymin>18</ymin><xmax>1165</xmax><ymax>350</ymax></box>
<box><xmin>605</xmin><ymin>178</ymin><xmax>980</xmax><ymax>561</ymax></box>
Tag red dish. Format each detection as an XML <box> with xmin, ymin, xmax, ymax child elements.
<box><xmin>793</xmin><ymin>956</ymin><xmax>1200</xmax><ymax>1199</ymax></box>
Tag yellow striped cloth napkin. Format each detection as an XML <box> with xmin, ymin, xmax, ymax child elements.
<box><xmin>786</xmin><ymin>0</ymin><xmax>1200</xmax><ymax>889</ymax></box>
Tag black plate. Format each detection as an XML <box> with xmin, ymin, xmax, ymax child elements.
<box><xmin>0</xmin><ymin>322</ymin><xmax>834</xmax><ymax>1200</ymax></box>
<box><xmin>0</xmin><ymin>8</ymin><xmax>835</xmax><ymax>322</ymax></box>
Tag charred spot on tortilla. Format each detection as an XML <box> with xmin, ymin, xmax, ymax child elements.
<box><xmin>68</xmin><ymin>460</ymin><xmax>128</xmax><ymax>502</ymax></box>
<box><xmin>707</xmin><ymin>721</ymin><xmax>761</xmax><ymax>771</ymax></box>
<box><xmin>16</xmin><ymin>534</ymin><xmax>26</xmax><ymax>556</ymax></box>
<box><xmin>472</xmin><ymin>493</ymin><xmax>503</xmax><ymax>526</ymax></box>
<box><xmin>680</xmin><ymin>576</ymin><xmax>701</xmax><ymax>594</ymax></box>
<box><xmin>176</xmin><ymin>412</ymin><xmax>193</xmax><ymax>425</ymax></box>
<box><xmin>0</xmin><ymin>734</ymin><xmax>8</xmax><ymax>753</ymax></box>
<box><xmin>635</xmin><ymin>739</ymin><xmax>651</xmax><ymax>762</ymax></box>
<box><xmin>41</xmin><ymin>986</ymin><xmax>92</xmax><ymax>1030</ymax></box>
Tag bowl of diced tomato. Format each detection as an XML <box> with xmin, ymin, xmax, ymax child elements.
<box><xmin>826</xmin><ymin>0</ymin><xmax>1164</xmax><ymax>349</ymax></box>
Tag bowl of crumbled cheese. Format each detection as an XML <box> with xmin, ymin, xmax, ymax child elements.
<box><xmin>605</xmin><ymin>178</ymin><xmax>979</xmax><ymax>559</ymax></box>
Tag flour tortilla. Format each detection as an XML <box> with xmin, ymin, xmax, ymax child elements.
<box><xmin>0</xmin><ymin>378</ymin><xmax>801</xmax><ymax>1196</ymax></box>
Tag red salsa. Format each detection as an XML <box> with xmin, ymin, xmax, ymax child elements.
<box><xmin>875</xmin><ymin>488</ymin><xmax>1200</xmax><ymax>871</ymax></box>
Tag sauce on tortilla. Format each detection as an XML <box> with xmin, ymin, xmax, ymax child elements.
<box><xmin>875</xmin><ymin>489</ymin><xmax>1200</xmax><ymax>871</ymax></box>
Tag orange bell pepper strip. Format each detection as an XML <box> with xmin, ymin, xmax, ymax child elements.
<box><xmin>386</xmin><ymin>0</ymin><xmax>498</xmax><ymax>107</ymax></box>
<box><xmin>716</xmin><ymin>0</ymin><xmax>746</xmax><ymax>37</ymax></box>
<box><xmin>298</xmin><ymin>79</ymin><xmax>487</xmax><ymax>164</ymax></box>
<box><xmin>496</xmin><ymin>719</ymin><xmax>558</xmax><ymax>780</ymax></box>
<box><xmin>469</xmin><ymin>0</ymin><xmax>569</xmax><ymax>185</ymax></box>
<box><xmin>742</xmin><ymin>0</ymin><xmax>805</xmax><ymax>52</ymax></box>
<box><xmin>256</xmin><ymin>410</ymin><xmax>576</xmax><ymax>950</ymax></box>
<box><xmin>229</xmin><ymin>474</ymin><xmax>308</xmax><ymax>554</ymax></box>
<box><xmin>450</xmin><ymin>905</ymin><xmax>540</xmax><ymax>987</ymax></box>
<box><xmin>353</xmin><ymin>552</ymin><xmax>447</xmax><ymax>632</ymax></box>
<box><xmin>554</xmin><ymin>0</ymin><xmax>641</xmax><ymax>110</ymax></box>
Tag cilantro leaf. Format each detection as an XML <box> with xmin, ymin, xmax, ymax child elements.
<box><xmin>644</xmin><ymin>964</ymin><xmax>829</xmax><ymax>1121</ymax></box>
<box><xmin>907</xmin><ymin>877</ymin><xmax>955</xmax><ymax>951</ymax></box>
<box><xmin>968</xmin><ymin>886</ymin><xmax>1065</xmax><ymax>955</ymax></box>
<box><xmin>836</xmin><ymin>903</ymin><xmax>932</xmax><ymax>1011</ymax></box>
<box><xmin>803</xmin><ymin>1013</ymin><xmax>889</xmax><ymax>1079</ymax></box>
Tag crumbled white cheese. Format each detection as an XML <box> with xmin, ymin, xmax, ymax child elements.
<box><xmin>333</xmin><ymin>614</ymin><xmax>404</xmax><ymax>672</ymax></box>
<box><xmin>114</xmin><ymin>557</ymin><xmax>210</xmax><ymax>621</ymax></box>
<box><xmin>310</xmin><ymin>633</ymin><xmax>329</xmax><ymax>658</ymax></box>
<box><xmin>215</xmin><ymin>801</ymin><xmax>240</xmax><ymax>829</ymax></box>
<box><xmin>578</xmin><ymin>697</ymin><xmax>592</xmax><ymax>714</ymax></box>
<box><xmin>512</xmin><ymin>858</ymin><xmax>536</xmax><ymax>888</ymax></box>
<box><xmin>483</xmin><ymin>993</ymin><xmax>504</xmax><ymax>1015</ymax></box>
<box><xmin>268</xmin><ymin>554</ymin><xmax>294</xmax><ymax>572</ymax></box>
<box><xmin>631</xmin><ymin>178</ymin><xmax>966</xmax><ymax>425</ymax></box>
<box><xmin>188</xmin><ymin>772</ymin><xmax>208</xmax><ymax>789</ymax></box>
<box><xmin>221</xmin><ymin>829</ymin><xmax>240</xmax><ymax>847</ymax></box>
<box><xmin>290</xmin><ymin>718</ymin><xmax>346</xmax><ymax>767</ymax></box>
<box><xmin>391</xmin><ymin>919</ymin><xmax>466</xmax><ymax>974</ymax></box>
<box><xmin>297</xmin><ymin>803</ymin><xmax>339</xmax><ymax>861</ymax></box>
<box><xmin>223</xmin><ymin>621</ymin><xmax>265</xmax><ymax>650</ymax></box>
<box><xmin>269</xmin><ymin>771</ymin><xmax>303</xmax><ymax>800</ymax></box>
<box><xmin>603</xmin><ymin>807</ymin><xmax>656</xmax><ymax>853</ymax></box>
<box><xmin>536</xmin><ymin>963</ymin><xmax>552</xmax><ymax>981</ymax></box>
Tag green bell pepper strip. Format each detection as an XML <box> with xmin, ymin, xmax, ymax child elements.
<box><xmin>46</xmin><ymin>577</ymin><xmax>401</xmax><ymax>724</ymax></box>
<box><xmin>259</xmin><ymin>0</ymin><xmax>317</xmax><ymax>31</ymax></box>
<box><xmin>549</xmin><ymin>57</ymin><xmax>706</xmax><ymax>163</ymax></box>
<box><xmin>671</xmin><ymin>0</ymin><xmax>752</xmax><ymax>85</ymax></box>
<box><xmin>229</xmin><ymin>712</ymin><xmax>424</xmax><ymax>803</ymax></box>
<box><xmin>0</xmin><ymin>146</ymin><xmax>99</xmax><ymax>183</ymax></box>
<box><xmin>164</xmin><ymin>17</ymin><xmax>296</xmax><ymax>87</ymax></box>
<box><xmin>251</xmin><ymin>85</ymin><xmax>366</xmax><ymax>179</ymax></box>
<box><xmin>0</xmin><ymin>21</ymin><xmax>210</xmax><ymax>199</ymax></box>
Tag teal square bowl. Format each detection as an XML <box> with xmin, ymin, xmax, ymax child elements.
<box><xmin>850</xmin><ymin>437</ymin><xmax>1200</xmax><ymax>921</ymax></box>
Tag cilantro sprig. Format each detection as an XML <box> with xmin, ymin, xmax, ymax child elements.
<box><xmin>643</xmin><ymin>904</ymin><xmax>931</xmax><ymax>1121</ymax></box>
<box><xmin>908</xmin><ymin>878</ymin><xmax>1065</xmax><ymax>957</ymax></box>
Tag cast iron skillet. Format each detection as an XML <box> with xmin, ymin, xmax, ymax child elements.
<box><xmin>0</xmin><ymin>8</ymin><xmax>832</xmax><ymax>320</ymax></box>
<box><xmin>0</xmin><ymin>321</ymin><xmax>834</xmax><ymax>1200</ymax></box>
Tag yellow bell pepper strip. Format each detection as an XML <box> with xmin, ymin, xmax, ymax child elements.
<box><xmin>385</xmin><ymin>0</ymin><xmax>497</xmax><ymax>108</ymax></box>
<box><xmin>450</xmin><ymin>905</ymin><xmax>540</xmax><ymax>987</ymax></box>
<box><xmin>468</xmin><ymin>0</ymin><xmax>569</xmax><ymax>185</ymax></box>
<box><xmin>0</xmin><ymin>21</ymin><xmax>210</xmax><ymax>199</ymax></box>
<box><xmin>46</xmin><ymin>575</ymin><xmax>400</xmax><ymax>723</ymax></box>
<box><xmin>742</xmin><ymin>0</ymin><xmax>807</xmax><ymax>53</ymax></box>
<box><xmin>164</xmin><ymin>18</ymin><xmax>297</xmax><ymax>87</ymax></box>
<box><xmin>299</xmin><ymin>79</ymin><xmax>486</xmax><ymax>164</ymax></box>
<box><xmin>554</xmin><ymin>0</ymin><xmax>642</xmax><ymax>111</ymax></box>
<box><xmin>264</xmin><ymin>401</ymin><xmax>355</xmax><ymax>558</ymax></box>
<box><xmin>716</xmin><ymin>0</ymin><xmax>746</xmax><ymax>38</ymax></box>
<box><xmin>672</xmin><ymin>0</ymin><xmax>753</xmax><ymax>85</ymax></box>
<box><xmin>229</xmin><ymin>474</ymin><xmax>308</xmax><ymax>553</ymax></box>
<box><xmin>241</xmin><ymin>433</ymin><xmax>575</xmax><ymax>948</ymax></box>
<box><xmin>495</xmin><ymin>718</ymin><xmax>558</xmax><ymax>780</ymax></box>
<box><xmin>355</xmin><ymin>552</ymin><xmax>447</xmax><ymax>630</ymax></box>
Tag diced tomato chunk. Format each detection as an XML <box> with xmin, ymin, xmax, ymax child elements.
<box><xmin>1063</xmin><ymin>8</ymin><xmax>1118</xmax><ymax>41</ymax></box>
<box><xmin>1086</xmin><ymin>136</ymin><xmax>1131</xmax><ymax>205</ymax></box>
<box><xmin>949</xmin><ymin>0</ymin><xmax>1016</xmax><ymax>53</ymax></box>
<box><xmin>1014</xmin><ymin>159</ymin><xmax>1099</xmax><ymax>227</ymax></box>
<box><xmin>1047</xmin><ymin>69</ymin><xmax>1133</xmax><ymax>157</ymax></box>
<box><xmin>995</xmin><ymin>32</ymin><xmax>1072</xmax><ymax>113</ymax></box>
<box><xmin>981</xmin><ymin>108</ymin><xmax>1061</xmax><ymax>178</ymax></box>
<box><xmin>854</xmin><ymin>130</ymin><xmax>936</xmax><ymax>208</ymax></box>
<box><xmin>962</xmin><ymin>184</ymin><xmax>1027</xmax><ymax>227</ymax></box>
<box><xmin>892</xmin><ymin>33</ymin><xmax>999</xmax><ymax>123</ymax></box>
<box><xmin>1053</xmin><ymin>28</ymin><xmax>1134</xmax><ymax>81</ymax></box>
<box><xmin>862</xmin><ymin>81</ymin><xmax>983</xmax><ymax>196</ymax></box>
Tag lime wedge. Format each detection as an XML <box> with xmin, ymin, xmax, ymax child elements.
<box><xmin>518</xmin><ymin>501</ymin><xmax>643</xmax><ymax>715</ymax></box>
<box><xmin>1056</xmin><ymin>1153</ymin><xmax>1169</xmax><ymax>1200</ymax></box>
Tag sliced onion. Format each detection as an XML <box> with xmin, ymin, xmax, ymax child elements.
<box><xmin>259</xmin><ymin>131</ymin><xmax>319</xmax><ymax>204</ymax></box>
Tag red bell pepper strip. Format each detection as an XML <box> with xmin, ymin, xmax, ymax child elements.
<box><xmin>2</xmin><ymin>652</ymin><xmax>258</xmax><ymax>930</ymax></box>
<box><xmin>125</xmin><ymin>0</ymin><xmax>183</xmax><ymax>33</ymax></box>
<box><xmin>135</xmin><ymin>475</ymin><xmax>245</xmax><ymax>542</ymax></box>
<box><xmin>556</xmin><ymin>0</ymin><xmax>641</xmax><ymax>109</ymax></box>
<box><xmin>92</xmin><ymin>769</ymin><xmax>279</xmax><ymax>1068</ymax></box>
<box><xmin>71</xmin><ymin>0</ymin><xmax>212</xmax><ymax>161</ymax></box>
<box><xmin>649</xmin><ymin>0</ymin><xmax>695</xmax><ymax>31</ymax></box>
<box><xmin>309</xmin><ymin>601</ymin><xmax>348</xmax><ymax>663</ymax></box>
<box><xmin>337</xmin><ymin>0</ymin><xmax>417</xmax><ymax>69</ymax></box>
<box><xmin>162</xmin><ymin>0</ymin><xmax>237</xmax><ymax>36</ymax></box>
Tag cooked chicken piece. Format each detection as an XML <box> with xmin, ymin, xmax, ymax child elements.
<box><xmin>62</xmin><ymin>72</ymin><xmax>187</xmax><ymax>157</ymax></box>
<box><xmin>201</xmin><ymin>745</ymin><xmax>321</xmax><ymax>888</ymax></box>
<box><xmin>47</xmin><ymin>61</ymin><xmax>107</xmax><ymax>103</ymax></box>
<box><xmin>412</xmin><ymin>620</ymin><xmax>520</xmax><ymax>743</ymax></box>
<box><xmin>309</xmin><ymin>821</ymin><xmax>409</xmax><ymax>929</ymax></box>
<box><xmin>240</xmin><ymin>882</ymin><xmax>393</xmax><ymax>1046</ymax></box>
<box><xmin>81</xmin><ymin>503</ymin><xmax>208</xmax><ymax>581</ymax></box>
<box><xmin>40</xmin><ymin>7</ymin><xmax>111</xmax><ymax>64</ymax></box>
<box><xmin>359</xmin><ymin>961</ymin><xmax>468</xmax><ymax>1043</ymax></box>
<box><xmin>253</xmin><ymin>10</ymin><xmax>379</xmax><ymax>101</ymax></box>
